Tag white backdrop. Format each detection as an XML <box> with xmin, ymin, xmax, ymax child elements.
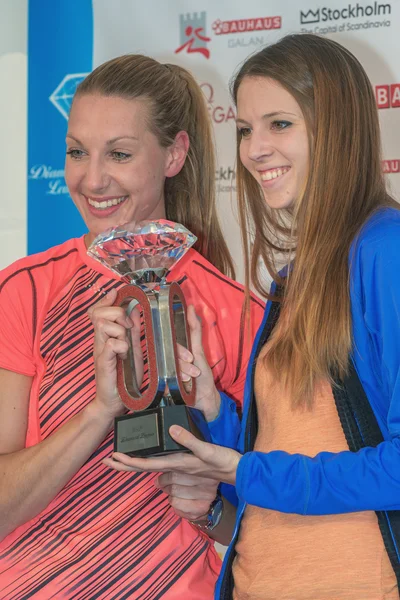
<box><xmin>91</xmin><ymin>0</ymin><xmax>400</xmax><ymax>281</ymax></box>
<box><xmin>2</xmin><ymin>0</ymin><xmax>400</xmax><ymax>274</ymax></box>
<box><xmin>0</xmin><ymin>0</ymin><xmax>27</xmax><ymax>270</ymax></box>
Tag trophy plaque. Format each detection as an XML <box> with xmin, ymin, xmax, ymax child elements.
<box><xmin>88</xmin><ymin>220</ymin><xmax>211</xmax><ymax>457</ymax></box>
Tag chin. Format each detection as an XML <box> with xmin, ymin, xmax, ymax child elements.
<box><xmin>264</xmin><ymin>194</ymin><xmax>295</xmax><ymax>211</ymax></box>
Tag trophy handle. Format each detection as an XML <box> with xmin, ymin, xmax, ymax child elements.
<box><xmin>162</xmin><ymin>281</ymin><xmax>196</xmax><ymax>407</ymax></box>
<box><xmin>114</xmin><ymin>285</ymin><xmax>162</xmax><ymax>411</ymax></box>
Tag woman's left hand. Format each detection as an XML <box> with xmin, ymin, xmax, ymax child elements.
<box><xmin>155</xmin><ymin>472</ymin><xmax>219</xmax><ymax>522</ymax></box>
<box><xmin>103</xmin><ymin>425</ymin><xmax>241</xmax><ymax>486</ymax></box>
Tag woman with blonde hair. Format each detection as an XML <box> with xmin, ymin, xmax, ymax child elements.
<box><xmin>0</xmin><ymin>54</ymin><xmax>264</xmax><ymax>599</ymax></box>
<box><xmin>108</xmin><ymin>34</ymin><xmax>400</xmax><ymax>599</ymax></box>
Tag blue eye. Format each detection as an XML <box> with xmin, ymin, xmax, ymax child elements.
<box><xmin>111</xmin><ymin>151</ymin><xmax>131</xmax><ymax>161</ymax></box>
<box><xmin>66</xmin><ymin>149</ymin><xmax>85</xmax><ymax>159</ymax></box>
<box><xmin>271</xmin><ymin>120</ymin><xmax>292</xmax><ymax>130</ymax></box>
<box><xmin>238</xmin><ymin>127</ymin><xmax>252</xmax><ymax>139</ymax></box>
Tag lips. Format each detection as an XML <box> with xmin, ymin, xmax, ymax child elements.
<box><xmin>259</xmin><ymin>167</ymin><xmax>290</xmax><ymax>182</ymax></box>
<box><xmin>87</xmin><ymin>195</ymin><xmax>127</xmax><ymax>209</ymax></box>
<box><xmin>85</xmin><ymin>195</ymin><xmax>128</xmax><ymax>217</ymax></box>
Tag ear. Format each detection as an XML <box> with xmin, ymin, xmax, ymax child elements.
<box><xmin>165</xmin><ymin>131</ymin><xmax>190</xmax><ymax>178</ymax></box>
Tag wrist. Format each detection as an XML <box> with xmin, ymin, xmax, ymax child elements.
<box><xmin>84</xmin><ymin>399</ymin><xmax>116</xmax><ymax>431</ymax></box>
<box><xmin>190</xmin><ymin>491</ymin><xmax>224</xmax><ymax>531</ymax></box>
<box><xmin>203</xmin><ymin>389</ymin><xmax>221</xmax><ymax>422</ymax></box>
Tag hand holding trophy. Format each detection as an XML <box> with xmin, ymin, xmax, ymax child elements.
<box><xmin>88</xmin><ymin>219</ymin><xmax>210</xmax><ymax>457</ymax></box>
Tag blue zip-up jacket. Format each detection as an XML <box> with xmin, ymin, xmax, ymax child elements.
<box><xmin>208</xmin><ymin>207</ymin><xmax>400</xmax><ymax>599</ymax></box>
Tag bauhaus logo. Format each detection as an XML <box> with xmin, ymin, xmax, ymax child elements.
<box><xmin>382</xmin><ymin>160</ymin><xmax>399</xmax><ymax>174</ymax></box>
<box><xmin>300</xmin><ymin>2</ymin><xmax>391</xmax><ymax>24</ymax></box>
<box><xmin>376</xmin><ymin>84</ymin><xmax>400</xmax><ymax>109</ymax></box>
<box><xmin>212</xmin><ymin>16</ymin><xmax>281</xmax><ymax>35</ymax></box>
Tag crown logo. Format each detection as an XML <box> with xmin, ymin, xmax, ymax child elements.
<box><xmin>300</xmin><ymin>8</ymin><xmax>320</xmax><ymax>24</ymax></box>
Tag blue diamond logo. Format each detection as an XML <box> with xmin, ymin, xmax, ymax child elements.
<box><xmin>49</xmin><ymin>73</ymin><xmax>88</xmax><ymax>120</ymax></box>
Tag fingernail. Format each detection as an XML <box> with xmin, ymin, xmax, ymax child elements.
<box><xmin>169</xmin><ymin>425</ymin><xmax>181</xmax><ymax>437</ymax></box>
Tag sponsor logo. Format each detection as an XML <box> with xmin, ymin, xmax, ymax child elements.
<box><xmin>383</xmin><ymin>160</ymin><xmax>400</xmax><ymax>174</ymax></box>
<box><xmin>227</xmin><ymin>36</ymin><xmax>268</xmax><ymax>49</ymax></box>
<box><xmin>28</xmin><ymin>164</ymin><xmax>69</xmax><ymax>195</ymax></box>
<box><xmin>300</xmin><ymin>2</ymin><xmax>391</xmax><ymax>24</ymax></box>
<box><xmin>216</xmin><ymin>166</ymin><xmax>236</xmax><ymax>181</ymax></box>
<box><xmin>300</xmin><ymin>2</ymin><xmax>391</xmax><ymax>33</ymax></box>
<box><xmin>216</xmin><ymin>165</ymin><xmax>236</xmax><ymax>194</ymax></box>
<box><xmin>300</xmin><ymin>8</ymin><xmax>321</xmax><ymax>24</ymax></box>
<box><xmin>176</xmin><ymin>12</ymin><xmax>282</xmax><ymax>54</ymax></box>
<box><xmin>175</xmin><ymin>12</ymin><xmax>211</xmax><ymax>59</ymax></box>
<box><xmin>212</xmin><ymin>16</ymin><xmax>281</xmax><ymax>35</ymax></box>
<box><xmin>375</xmin><ymin>84</ymin><xmax>400</xmax><ymax>109</ymax></box>
<box><xmin>49</xmin><ymin>73</ymin><xmax>88</xmax><ymax>120</ymax></box>
<box><xmin>200</xmin><ymin>83</ymin><xmax>236</xmax><ymax>124</ymax></box>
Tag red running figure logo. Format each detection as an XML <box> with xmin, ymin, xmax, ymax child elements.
<box><xmin>175</xmin><ymin>12</ymin><xmax>211</xmax><ymax>59</ymax></box>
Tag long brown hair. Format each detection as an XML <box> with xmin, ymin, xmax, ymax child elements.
<box><xmin>231</xmin><ymin>34</ymin><xmax>396</xmax><ymax>405</ymax></box>
<box><xmin>74</xmin><ymin>54</ymin><xmax>235</xmax><ymax>278</ymax></box>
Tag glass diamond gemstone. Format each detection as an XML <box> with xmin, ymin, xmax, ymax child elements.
<box><xmin>87</xmin><ymin>220</ymin><xmax>197</xmax><ymax>284</ymax></box>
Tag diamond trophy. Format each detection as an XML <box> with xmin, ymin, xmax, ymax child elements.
<box><xmin>88</xmin><ymin>219</ymin><xmax>210</xmax><ymax>457</ymax></box>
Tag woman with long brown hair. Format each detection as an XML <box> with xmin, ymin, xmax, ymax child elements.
<box><xmin>107</xmin><ymin>35</ymin><xmax>400</xmax><ymax>599</ymax></box>
<box><xmin>0</xmin><ymin>54</ymin><xmax>264</xmax><ymax>599</ymax></box>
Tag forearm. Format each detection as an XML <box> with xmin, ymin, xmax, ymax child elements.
<box><xmin>236</xmin><ymin>438</ymin><xmax>400</xmax><ymax>515</ymax></box>
<box><xmin>0</xmin><ymin>400</ymin><xmax>113</xmax><ymax>540</ymax></box>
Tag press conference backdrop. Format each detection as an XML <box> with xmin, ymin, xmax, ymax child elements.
<box><xmin>0</xmin><ymin>0</ymin><xmax>395</xmax><ymax>559</ymax></box>
<box><xmin>25</xmin><ymin>0</ymin><xmax>400</xmax><ymax>282</ymax></box>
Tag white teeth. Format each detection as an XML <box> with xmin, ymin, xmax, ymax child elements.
<box><xmin>87</xmin><ymin>196</ymin><xmax>126</xmax><ymax>209</ymax></box>
<box><xmin>260</xmin><ymin>167</ymin><xmax>289</xmax><ymax>182</ymax></box>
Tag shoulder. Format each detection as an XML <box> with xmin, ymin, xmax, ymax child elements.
<box><xmin>349</xmin><ymin>207</ymin><xmax>400</xmax><ymax>311</ymax></box>
<box><xmin>173</xmin><ymin>249</ymin><xmax>265</xmax><ymax>311</ymax></box>
<box><xmin>350</xmin><ymin>207</ymin><xmax>400</xmax><ymax>274</ymax></box>
<box><xmin>352</xmin><ymin>207</ymin><xmax>400</xmax><ymax>255</ymax></box>
<box><xmin>0</xmin><ymin>238</ymin><xmax>82</xmax><ymax>292</ymax></box>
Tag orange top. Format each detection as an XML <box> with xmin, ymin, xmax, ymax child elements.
<box><xmin>232</xmin><ymin>346</ymin><xmax>398</xmax><ymax>600</ymax></box>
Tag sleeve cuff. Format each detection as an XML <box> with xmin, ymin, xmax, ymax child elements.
<box><xmin>208</xmin><ymin>392</ymin><xmax>237</xmax><ymax>426</ymax></box>
<box><xmin>235</xmin><ymin>452</ymin><xmax>250</xmax><ymax>501</ymax></box>
<box><xmin>207</xmin><ymin>392</ymin><xmax>240</xmax><ymax>449</ymax></box>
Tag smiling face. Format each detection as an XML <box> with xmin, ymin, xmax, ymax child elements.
<box><xmin>65</xmin><ymin>94</ymin><xmax>187</xmax><ymax>245</ymax></box>
<box><xmin>236</xmin><ymin>77</ymin><xmax>310</xmax><ymax>211</ymax></box>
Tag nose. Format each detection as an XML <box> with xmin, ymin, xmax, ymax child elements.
<box><xmin>84</xmin><ymin>156</ymin><xmax>110</xmax><ymax>193</ymax></box>
<box><xmin>247</xmin><ymin>131</ymin><xmax>274</xmax><ymax>163</ymax></box>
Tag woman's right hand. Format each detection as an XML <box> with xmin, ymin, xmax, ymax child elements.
<box><xmin>178</xmin><ymin>305</ymin><xmax>221</xmax><ymax>422</ymax></box>
<box><xmin>88</xmin><ymin>288</ymin><xmax>132</xmax><ymax>420</ymax></box>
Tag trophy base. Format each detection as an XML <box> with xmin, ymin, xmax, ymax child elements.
<box><xmin>114</xmin><ymin>405</ymin><xmax>211</xmax><ymax>457</ymax></box>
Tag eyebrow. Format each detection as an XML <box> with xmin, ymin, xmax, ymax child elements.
<box><xmin>65</xmin><ymin>135</ymin><xmax>139</xmax><ymax>144</ymax></box>
<box><xmin>236</xmin><ymin>111</ymin><xmax>298</xmax><ymax>125</ymax></box>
